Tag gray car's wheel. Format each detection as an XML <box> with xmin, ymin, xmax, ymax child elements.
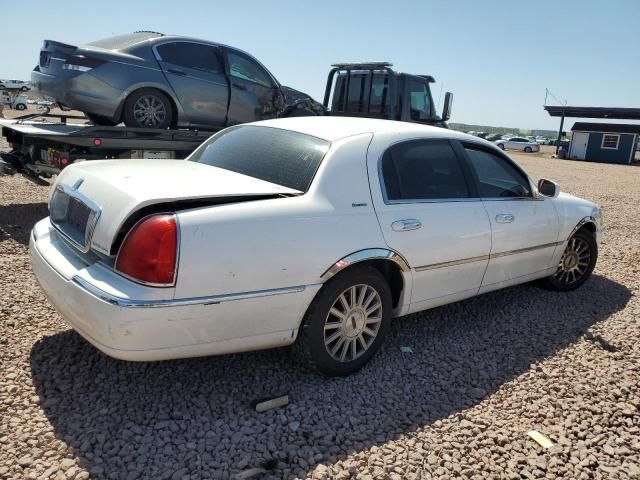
<box><xmin>15</xmin><ymin>104</ymin><xmax>26</xmax><ymax>111</ymax></box>
<box><xmin>524</xmin><ymin>146</ymin><xmax>532</xmax><ymax>153</ymax></box>
<box><xmin>498</xmin><ymin>143</ymin><xmax>505</xmax><ymax>150</ymax></box>
<box><xmin>296</xmin><ymin>265</ymin><xmax>392</xmax><ymax>376</ymax></box>
<box><xmin>21</xmin><ymin>86</ymin><xmax>29</xmax><ymax>92</ymax></box>
<box><xmin>541</xmin><ymin>230</ymin><xmax>597</xmax><ymax>291</ymax></box>
<box><xmin>123</xmin><ymin>88</ymin><xmax>173</xmax><ymax>129</ymax></box>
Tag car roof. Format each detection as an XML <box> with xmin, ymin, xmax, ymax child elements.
<box><xmin>250</xmin><ymin>116</ymin><xmax>479</xmax><ymax>143</ymax></box>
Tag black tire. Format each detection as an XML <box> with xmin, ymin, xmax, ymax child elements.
<box><xmin>524</xmin><ymin>146</ymin><xmax>532</xmax><ymax>153</ymax></box>
<box><xmin>295</xmin><ymin>265</ymin><xmax>392</xmax><ymax>376</ymax></box>
<box><xmin>498</xmin><ymin>143</ymin><xmax>505</xmax><ymax>150</ymax></box>
<box><xmin>0</xmin><ymin>84</ymin><xmax>5</xmax><ymax>89</ymax></box>
<box><xmin>541</xmin><ymin>229</ymin><xmax>597</xmax><ymax>291</ymax></box>
<box><xmin>21</xmin><ymin>86</ymin><xmax>29</xmax><ymax>92</ymax></box>
<box><xmin>15</xmin><ymin>104</ymin><xmax>26</xmax><ymax>111</ymax></box>
<box><xmin>85</xmin><ymin>113</ymin><xmax>118</xmax><ymax>126</ymax></box>
<box><xmin>123</xmin><ymin>88</ymin><xmax>173</xmax><ymax>129</ymax></box>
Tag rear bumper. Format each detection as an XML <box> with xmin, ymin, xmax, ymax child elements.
<box><xmin>30</xmin><ymin>219</ymin><xmax>319</xmax><ymax>361</ymax></box>
<box><xmin>31</xmin><ymin>68</ymin><xmax>122</xmax><ymax>120</ymax></box>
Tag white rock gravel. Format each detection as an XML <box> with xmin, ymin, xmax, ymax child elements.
<box><xmin>1</xmin><ymin>153</ymin><xmax>639</xmax><ymax>480</ymax></box>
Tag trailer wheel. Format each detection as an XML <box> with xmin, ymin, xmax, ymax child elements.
<box><xmin>123</xmin><ymin>88</ymin><xmax>173</xmax><ymax>129</ymax></box>
<box><xmin>86</xmin><ymin>113</ymin><xmax>118</xmax><ymax>126</ymax></box>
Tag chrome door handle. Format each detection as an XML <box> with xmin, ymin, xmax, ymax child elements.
<box><xmin>495</xmin><ymin>214</ymin><xmax>515</xmax><ymax>223</ymax></box>
<box><xmin>391</xmin><ymin>219</ymin><xmax>422</xmax><ymax>232</ymax></box>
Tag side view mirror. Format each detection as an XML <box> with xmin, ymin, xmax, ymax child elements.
<box><xmin>441</xmin><ymin>92</ymin><xmax>453</xmax><ymax>122</ymax></box>
<box><xmin>538</xmin><ymin>178</ymin><xmax>560</xmax><ymax>198</ymax></box>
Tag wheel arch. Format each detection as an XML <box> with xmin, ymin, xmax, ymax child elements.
<box><xmin>569</xmin><ymin>216</ymin><xmax>597</xmax><ymax>239</ymax></box>
<box><xmin>115</xmin><ymin>85</ymin><xmax>181</xmax><ymax>126</ymax></box>
<box><xmin>320</xmin><ymin>248</ymin><xmax>411</xmax><ymax>310</ymax></box>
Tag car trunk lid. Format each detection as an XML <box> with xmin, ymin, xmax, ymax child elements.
<box><xmin>50</xmin><ymin>159</ymin><xmax>301</xmax><ymax>256</ymax></box>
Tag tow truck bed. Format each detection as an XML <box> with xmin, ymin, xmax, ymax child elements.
<box><xmin>0</xmin><ymin>113</ymin><xmax>216</xmax><ymax>177</ymax></box>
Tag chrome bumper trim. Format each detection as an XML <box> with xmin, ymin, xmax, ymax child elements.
<box><xmin>72</xmin><ymin>276</ymin><xmax>307</xmax><ymax>308</ymax></box>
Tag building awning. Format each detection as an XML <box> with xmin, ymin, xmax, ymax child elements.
<box><xmin>545</xmin><ymin>106</ymin><xmax>640</xmax><ymax>120</ymax></box>
<box><xmin>571</xmin><ymin>122</ymin><xmax>640</xmax><ymax>134</ymax></box>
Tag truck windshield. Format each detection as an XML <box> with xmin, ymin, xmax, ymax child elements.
<box><xmin>188</xmin><ymin>126</ymin><xmax>330</xmax><ymax>192</ymax></box>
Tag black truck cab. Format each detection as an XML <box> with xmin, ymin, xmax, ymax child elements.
<box><xmin>323</xmin><ymin>62</ymin><xmax>453</xmax><ymax>128</ymax></box>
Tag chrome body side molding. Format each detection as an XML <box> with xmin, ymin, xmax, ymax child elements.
<box><xmin>72</xmin><ymin>276</ymin><xmax>307</xmax><ymax>308</ymax></box>
<box><xmin>414</xmin><ymin>241</ymin><xmax>564</xmax><ymax>272</ymax></box>
<box><xmin>320</xmin><ymin>248</ymin><xmax>411</xmax><ymax>281</ymax></box>
<box><xmin>415</xmin><ymin>254</ymin><xmax>490</xmax><ymax>272</ymax></box>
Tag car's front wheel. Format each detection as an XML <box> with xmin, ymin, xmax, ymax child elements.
<box><xmin>15</xmin><ymin>104</ymin><xmax>26</xmax><ymax>111</ymax></box>
<box><xmin>21</xmin><ymin>86</ymin><xmax>29</xmax><ymax>92</ymax></box>
<box><xmin>524</xmin><ymin>146</ymin><xmax>532</xmax><ymax>153</ymax></box>
<box><xmin>542</xmin><ymin>229</ymin><xmax>597</xmax><ymax>291</ymax></box>
<box><xmin>123</xmin><ymin>88</ymin><xmax>173</xmax><ymax>129</ymax></box>
<box><xmin>296</xmin><ymin>265</ymin><xmax>392</xmax><ymax>376</ymax></box>
<box><xmin>498</xmin><ymin>143</ymin><xmax>505</xmax><ymax>150</ymax></box>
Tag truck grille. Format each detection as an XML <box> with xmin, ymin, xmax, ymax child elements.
<box><xmin>49</xmin><ymin>185</ymin><xmax>100</xmax><ymax>252</ymax></box>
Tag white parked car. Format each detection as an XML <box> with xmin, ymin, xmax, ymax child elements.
<box><xmin>1</xmin><ymin>92</ymin><xmax>28</xmax><ymax>110</ymax></box>
<box><xmin>30</xmin><ymin>117</ymin><xmax>602</xmax><ymax>376</ymax></box>
<box><xmin>0</xmin><ymin>79</ymin><xmax>30</xmax><ymax>91</ymax></box>
<box><xmin>495</xmin><ymin>136</ymin><xmax>541</xmax><ymax>153</ymax></box>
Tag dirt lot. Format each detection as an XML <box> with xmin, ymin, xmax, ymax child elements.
<box><xmin>0</xmin><ymin>143</ymin><xmax>639</xmax><ymax>479</ymax></box>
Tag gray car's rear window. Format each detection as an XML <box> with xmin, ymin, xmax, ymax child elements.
<box><xmin>188</xmin><ymin>126</ymin><xmax>329</xmax><ymax>193</ymax></box>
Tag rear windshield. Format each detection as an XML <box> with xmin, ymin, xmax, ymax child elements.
<box><xmin>88</xmin><ymin>32</ymin><xmax>162</xmax><ymax>50</ymax></box>
<box><xmin>188</xmin><ymin>126</ymin><xmax>330</xmax><ymax>192</ymax></box>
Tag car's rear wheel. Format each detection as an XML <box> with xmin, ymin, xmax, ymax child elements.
<box><xmin>85</xmin><ymin>113</ymin><xmax>118</xmax><ymax>126</ymax></box>
<box><xmin>15</xmin><ymin>104</ymin><xmax>26</xmax><ymax>111</ymax></box>
<box><xmin>296</xmin><ymin>265</ymin><xmax>392</xmax><ymax>376</ymax></box>
<box><xmin>541</xmin><ymin>229</ymin><xmax>597</xmax><ymax>291</ymax></box>
<box><xmin>123</xmin><ymin>88</ymin><xmax>173</xmax><ymax>129</ymax></box>
<box><xmin>524</xmin><ymin>146</ymin><xmax>532</xmax><ymax>153</ymax></box>
<box><xmin>498</xmin><ymin>143</ymin><xmax>505</xmax><ymax>150</ymax></box>
<box><xmin>21</xmin><ymin>86</ymin><xmax>29</xmax><ymax>92</ymax></box>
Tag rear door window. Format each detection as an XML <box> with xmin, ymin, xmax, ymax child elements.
<box><xmin>156</xmin><ymin>42</ymin><xmax>222</xmax><ymax>73</ymax></box>
<box><xmin>381</xmin><ymin>140</ymin><xmax>470</xmax><ymax>201</ymax></box>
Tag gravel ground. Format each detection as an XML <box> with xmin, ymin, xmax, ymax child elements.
<box><xmin>1</xmin><ymin>152</ymin><xmax>639</xmax><ymax>480</ymax></box>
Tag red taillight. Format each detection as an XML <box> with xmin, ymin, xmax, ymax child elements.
<box><xmin>115</xmin><ymin>214</ymin><xmax>178</xmax><ymax>286</ymax></box>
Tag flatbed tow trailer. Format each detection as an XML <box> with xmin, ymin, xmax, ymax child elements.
<box><xmin>0</xmin><ymin>113</ymin><xmax>215</xmax><ymax>177</ymax></box>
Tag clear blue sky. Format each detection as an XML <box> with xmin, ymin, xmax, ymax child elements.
<box><xmin>3</xmin><ymin>0</ymin><xmax>639</xmax><ymax>130</ymax></box>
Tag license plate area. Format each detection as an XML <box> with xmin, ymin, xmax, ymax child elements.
<box><xmin>49</xmin><ymin>185</ymin><xmax>100</xmax><ymax>252</ymax></box>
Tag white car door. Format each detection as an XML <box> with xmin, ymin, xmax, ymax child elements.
<box><xmin>459</xmin><ymin>145</ymin><xmax>560</xmax><ymax>292</ymax></box>
<box><xmin>368</xmin><ymin>136</ymin><xmax>492</xmax><ymax>312</ymax></box>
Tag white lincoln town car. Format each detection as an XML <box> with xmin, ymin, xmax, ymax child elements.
<box><xmin>30</xmin><ymin>117</ymin><xmax>602</xmax><ymax>376</ymax></box>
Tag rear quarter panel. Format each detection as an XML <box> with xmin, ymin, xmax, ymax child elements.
<box><xmin>174</xmin><ymin>133</ymin><xmax>386</xmax><ymax>298</ymax></box>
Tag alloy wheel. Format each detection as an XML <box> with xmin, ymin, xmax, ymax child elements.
<box><xmin>323</xmin><ymin>284</ymin><xmax>383</xmax><ymax>362</ymax></box>
<box><xmin>133</xmin><ymin>95</ymin><xmax>167</xmax><ymax>128</ymax></box>
<box><xmin>554</xmin><ymin>236</ymin><xmax>591</xmax><ymax>286</ymax></box>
